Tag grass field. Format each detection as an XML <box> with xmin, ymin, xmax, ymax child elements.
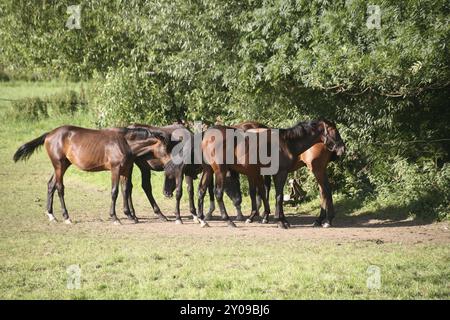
<box><xmin>0</xmin><ymin>81</ymin><xmax>449</xmax><ymax>299</ymax></box>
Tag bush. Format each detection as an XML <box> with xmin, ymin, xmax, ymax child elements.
<box><xmin>0</xmin><ymin>69</ymin><xmax>10</xmax><ymax>81</ymax></box>
<box><xmin>91</xmin><ymin>68</ymin><xmax>177</xmax><ymax>127</ymax></box>
<box><xmin>11</xmin><ymin>97</ymin><xmax>48</xmax><ymax>121</ymax></box>
<box><xmin>375</xmin><ymin>160</ymin><xmax>450</xmax><ymax>220</ymax></box>
<box><xmin>9</xmin><ymin>89</ymin><xmax>87</xmax><ymax>121</ymax></box>
<box><xmin>47</xmin><ymin>90</ymin><xmax>84</xmax><ymax>115</ymax></box>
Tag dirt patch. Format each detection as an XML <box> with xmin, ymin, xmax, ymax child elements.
<box><xmin>21</xmin><ymin>176</ymin><xmax>450</xmax><ymax>246</ymax></box>
<box><xmin>59</xmin><ymin>210</ymin><xmax>450</xmax><ymax>245</ymax></box>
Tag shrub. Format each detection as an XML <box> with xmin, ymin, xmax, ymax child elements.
<box><xmin>47</xmin><ymin>90</ymin><xmax>84</xmax><ymax>115</ymax></box>
<box><xmin>374</xmin><ymin>160</ymin><xmax>450</xmax><ymax>220</ymax></box>
<box><xmin>0</xmin><ymin>69</ymin><xmax>10</xmax><ymax>81</ymax></box>
<box><xmin>91</xmin><ymin>68</ymin><xmax>175</xmax><ymax>127</ymax></box>
<box><xmin>9</xmin><ymin>89</ymin><xmax>87</xmax><ymax>121</ymax></box>
<box><xmin>11</xmin><ymin>97</ymin><xmax>48</xmax><ymax>121</ymax></box>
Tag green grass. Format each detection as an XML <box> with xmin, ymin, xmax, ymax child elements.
<box><xmin>0</xmin><ymin>81</ymin><xmax>449</xmax><ymax>299</ymax></box>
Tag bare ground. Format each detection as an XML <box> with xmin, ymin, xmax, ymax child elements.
<box><xmin>39</xmin><ymin>208</ymin><xmax>450</xmax><ymax>246</ymax></box>
<box><xmin>17</xmin><ymin>174</ymin><xmax>446</xmax><ymax>245</ymax></box>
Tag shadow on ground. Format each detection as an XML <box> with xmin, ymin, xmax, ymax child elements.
<box><xmin>280</xmin><ymin>194</ymin><xmax>442</xmax><ymax>228</ymax></box>
<box><xmin>215</xmin><ymin>191</ymin><xmax>447</xmax><ymax>229</ymax></box>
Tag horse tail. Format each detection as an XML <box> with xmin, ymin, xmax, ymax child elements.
<box><xmin>13</xmin><ymin>132</ymin><xmax>48</xmax><ymax>162</ymax></box>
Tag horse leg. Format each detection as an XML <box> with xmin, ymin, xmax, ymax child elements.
<box><xmin>313</xmin><ymin>170</ymin><xmax>334</xmax><ymax>228</ymax></box>
<box><xmin>315</xmin><ymin>170</ymin><xmax>335</xmax><ymax>228</ymax></box>
<box><xmin>255</xmin><ymin>175</ymin><xmax>272</xmax><ymax>225</ymax></box>
<box><xmin>121</xmin><ymin>170</ymin><xmax>138</xmax><ymax>224</ymax></box>
<box><xmin>127</xmin><ymin>178</ymin><xmax>138</xmax><ymax>223</ymax></box>
<box><xmin>274</xmin><ymin>171</ymin><xmax>289</xmax><ymax>229</ymax></box>
<box><xmin>121</xmin><ymin>165</ymin><xmax>138</xmax><ymax>222</ymax></box>
<box><xmin>53</xmin><ymin>160</ymin><xmax>71</xmax><ymax>224</ymax></box>
<box><xmin>185</xmin><ymin>175</ymin><xmax>197</xmax><ymax>219</ymax></box>
<box><xmin>245</xmin><ymin>179</ymin><xmax>259</xmax><ymax>224</ymax></box>
<box><xmin>120</xmin><ymin>178</ymin><xmax>131</xmax><ymax>219</ymax></box>
<box><xmin>312</xmin><ymin>172</ymin><xmax>326</xmax><ymax>227</ymax></box>
<box><xmin>46</xmin><ymin>174</ymin><xmax>57</xmax><ymax>222</ymax></box>
<box><xmin>110</xmin><ymin>167</ymin><xmax>121</xmax><ymax>225</ymax></box>
<box><xmin>136</xmin><ymin>160</ymin><xmax>167</xmax><ymax>221</ymax></box>
<box><xmin>205</xmin><ymin>177</ymin><xmax>215</xmax><ymax>220</ymax></box>
<box><xmin>174</xmin><ymin>172</ymin><xmax>184</xmax><ymax>224</ymax></box>
<box><xmin>260</xmin><ymin>175</ymin><xmax>271</xmax><ymax>223</ymax></box>
<box><xmin>197</xmin><ymin>166</ymin><xmax>213</xmax><ymax>227</ymax></box>
<box><xmin>322</xmin><ymin>174</ymin><xmax>335</xmax><ymax>228</ymax></box>
<box><xmin>225</xmin><ymin>171</ymin><xmax>245</xmax><ymax>221</ymax></box>
<box><xmin>214</xmin><ymin>169</ymin><xmax>235</xmax><ymax>228</ymax></box>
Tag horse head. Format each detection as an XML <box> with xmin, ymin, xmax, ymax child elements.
<box><xmin>317</xmin><ymin>119</ymin><xmax>346</xmax><ymax>157</ymax></box>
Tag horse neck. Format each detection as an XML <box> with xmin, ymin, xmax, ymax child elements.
<box><xmin>285</xmin><ymin>130</ymin><xmax>322</xmax><ymax>159</ymax></box>
<box><xmin>126</xmin><ymin>139</ymin><xmax>155</xmax><ymax>157</ymax></box>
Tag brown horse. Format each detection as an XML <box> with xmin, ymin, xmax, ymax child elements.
<box><xmin>128</xmin><ymin>123</ymin><xmax>217</xmax><ymax>224</ymax></box>
<box><xmin>202</xmin><ymin>121</ymin><xmax>270</xmax><ymax>222</ymax></box>
<box><xmin>213</xmin><ymin>121</ymin><xmax>345</xmax><ymax>227</ymax></box>
<box><xmin>285</xmin><ymin>143</ymin><xmax>343</xmax><ymax>227</ymax></box>
<box><xmin>196</xmin><ymin>120</ymin><xmax>342</xmax><ymax>228</ymax></box>
<box><xmin>13</xmin><ymin>126</ymin><xmax>168</xmax><ymax>224</ymax></box>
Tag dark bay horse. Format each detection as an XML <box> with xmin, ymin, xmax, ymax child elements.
<box><xmin>215</xmin><ymin>121</ymin><xmax>345</xmax><ymax>227</ymax></box>
<box><xmin>283</xmin><ymin>143</ymin><xmax>344</xmax><ymax>227</ymax></box>
<box><xmin>127</xmin><ymin>123</ymin><xmax>216</xmax><ymax>224</ymax></box>
<box><xmin>202</xmin><ymin>121</ymin><xmax>269</xmax><ymax>222</ymax></box>
<box><xmin>159</xmin><ymin>123</ymin><xmax>246</xmax><ymax>223</ymax></box>
<box><xmin>13</xmin><ymin>126</ymin><xmax>168</xmax><ymax>224</ymax></box>
<box><xmin>196</xmin><ymin>120</ymin><xmax>341</xmax><ymax>228</ymax></box>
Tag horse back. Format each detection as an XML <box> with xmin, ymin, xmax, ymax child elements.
<box><xmin>45</xmin><ymin>126</ymin><xmax>131</xmax><ymax>171</ymax></box>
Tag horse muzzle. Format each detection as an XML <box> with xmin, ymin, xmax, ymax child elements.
<box><xmin>334</xmin><ymin>145</ymin><xmax>345</xmax><ymax>157</ymax></box>
<box><xmin>163</xmin><ymin>191</ymin><xmax>174</xmax><ymax>198</ymax></box>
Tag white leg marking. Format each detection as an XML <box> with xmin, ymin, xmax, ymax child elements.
<box><xmin>200</xmin><ymin>220</ymin><xmax>210</xmax><ymax>228</ymax></box>
<box><xmin>46</xmin><ymin>212</ymin><xmax>57</xmax><ymax>222</ymax></box>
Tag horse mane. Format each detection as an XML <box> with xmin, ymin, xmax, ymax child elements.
<box><xmin>280</xmin><ymin>120</ymin><xmax>320</xmax><ymax>140</ymax></box>
<box><xmin>123</xmin><ymin>127</ymin><xmax>171</xmax><ymax>147</ymax></box>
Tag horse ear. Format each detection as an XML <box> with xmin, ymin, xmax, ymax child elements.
<box><xmin>127</xmin><ymin>132</ymin><xmax>137</xmax><ymax>140</ymax></box>
<box><xmin>315</xmin><ymin>121</ymin><xmax>326</xmax><ymax>134</ymax></box>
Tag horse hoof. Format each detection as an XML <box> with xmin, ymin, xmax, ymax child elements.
<box><xmin>192</xmin><ymin>215</ymin><xmax>200</xmax><ymax>224</ymax></box>
<box><xmin>175</xmin><ymin>219</ymin><xmax>183</xmax><ymax>225</ymax></box>
<box><xmin>46</xmin><ymin>213</ymin><xmax>57</xmax><ymax>223</ymax></box>
<box><xmin>235</xmin><ymin>215</ymin><xmax>245</xmax><ymax>222</ymax></box>
<box><xmin>228</xmin><ymin>221</ymin><xmax>236</xmax><ymax>228</ymax></box>
<box><xmin>245</xmin><ymin>219</ymin><xmax>253</xmax><ymax>224</ymax></box>
<box><xmin>205</xmin><ymin>214</ymin><xmax>212</xmax><ymax>221</ymax></box>
<box><xmin>113</xmin><ymin>220</ymin><xmax>121</xmax><ymax>226</ymax></box>
<box><xmin>277</xmin><ymin>221</ymin><xmax>288</xmax><ymax>229</ymax></box>
<box><xmin>322</xmin><ymin>222</ymin><xmax>332</xmax><ymax>228</ymax></box>
<box><xmin>200</xmin><ymin>221</ymin><xmax>210</xmax><ymax>228</ymax></box>
<box><xmin>133</xmin><ymin>218</ymin><xmax>139</xmax><ymax>224</ymax></box>
<box><xmin>313</xmin><ymin>220</ymin><xmax>322</xmax><ymax>227</ymax></box>
<box><xmin>158</xmin><ymin>215</ymin><xmax>168</xmax><ymax>222</ymax></box>
<box><xmin>64</xmin><ymin>219</ymin><xmax>72</xmax><ymax>225</ymax></box>
<box><xmin>261</xmin><ymin>219</ymin><xmax>269</xmax><ymax>224</ymax></box>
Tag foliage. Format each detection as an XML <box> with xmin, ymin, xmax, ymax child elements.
<box><xmin>9</xmin><ymin>89</ymin><xmax>86</xmax><ymax>121</ymax></box>
<box><xmin>11</xmin><ymin>97</ymin><xmax>48</xmax><ymax>121</ymax></box>
<box><xmin>91</xmin><ymin>68</ymin><xmax>178</xmax><ymax>127</ymax></box>
<box><xmin>47</xmin><ymin>89</ymin><xmax>86</xmax><ymax>115</ymax></box>
<box><xmin>375</xmin><ymin>160</ymin><xmax>450</xmax><ymax>220</ymax></box>
<box><xmin>0</xmin><ymin>67</ymin><xmax>10</xmax><ymax>82</ymax></box>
